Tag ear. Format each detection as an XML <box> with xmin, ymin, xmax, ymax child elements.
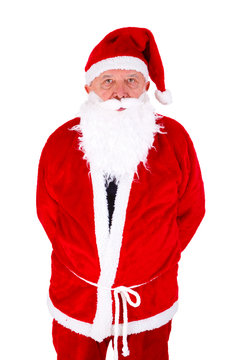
<box><xmin>85</xmin><ymin>85</ymin><xmax>90</xmax><ymax>94</ymax></box>
<box><xmin>145</xmin><ymin>81</ymin><xmax>150</xmax><ymax>91</ymax></box>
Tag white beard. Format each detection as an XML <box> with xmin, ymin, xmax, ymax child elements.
<box><xmin>72</xmin><ymin>91</ymin><xmax>164</xmax><ymax>184</ymax></box>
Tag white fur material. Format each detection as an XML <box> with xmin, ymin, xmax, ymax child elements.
<box><xmin>155</xmin><ymin>89</ymin><xmax>172</xmax><ymax>105</ymax></box>
<box><xmin>88</xmin><ymin>167</ymin><xmax>109</xmax><ymax>265</ymax></box>
<box><xmin>85</xmin><ymin>56</ymin><xmax>149</xmax><ymax>85</ymax></box>
<box><xmin>47</xmin><ymin>294</ymin><xmax>178</xmax><ymax>338</ymax></box>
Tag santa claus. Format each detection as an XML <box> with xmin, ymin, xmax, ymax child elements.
<box><xmin>36</xmin><ymin>27</ymin><xmax>205</xmax><ymax>360</ymax></box>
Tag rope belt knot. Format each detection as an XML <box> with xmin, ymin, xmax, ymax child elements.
<box><xmin>65</xmin><ymin>267</ymin><xmax>158</xmax><ymax>360</ymax></box>
<box><xmin>113</xmin><ymin>286</ymin><xmax>141</xmax><ymax>359</ymax></box>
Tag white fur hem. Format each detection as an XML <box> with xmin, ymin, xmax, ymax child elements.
<box><xmin>85</xmin><ymin>56</ymin><xmax>149</xmax><ymax>85</ymax></box>
<box><xmin>47</xmin><ymin>294</ymin><xmax>178</xmax><ymax>339</ymax></box>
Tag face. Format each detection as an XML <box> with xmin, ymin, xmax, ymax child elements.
<box><xmin>85</xmin><ymin>69</ymin><xmax>150</xmax><ymax>101</ymax></box>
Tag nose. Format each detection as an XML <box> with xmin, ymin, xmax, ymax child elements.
<box><xmin>112</xmin><ymin>82</ymin><xmax>129</xmax><ymax>100</ymax></box>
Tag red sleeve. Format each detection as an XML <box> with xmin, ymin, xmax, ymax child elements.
<box><xmin>164</xmin><ymin>117</ymin><xmax>205</xmax><ymax>251</ymax></box>
<box><xmin>36</xmin><ymin>140</ymin><xmax>59</xmax><ymax>244</ymax></box>
<box><xmin>176</xmin><ymin>127</ymin><xmax>205</xmax><ymax>251</ymax></box>
<box><xmin>36</xmin><ymin>118</ymin><xmax>79</xmax><ymax>244</ymax></box>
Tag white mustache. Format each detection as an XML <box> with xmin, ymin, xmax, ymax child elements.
<box><xmin>88</xmin><ymin>91</ymin><xmax>149</xmax><ymax>111</ymax></box>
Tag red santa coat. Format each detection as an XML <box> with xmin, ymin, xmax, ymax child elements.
<box><xmin>36</xmin><ymin>115</ymin><xmax>205</xmax><ymax>342</ymax></box>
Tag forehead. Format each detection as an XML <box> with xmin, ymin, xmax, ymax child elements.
<box><xmin>98</xmin><ymin>69</ymin><xmax>145</xmax><ymax>80</ymax></box>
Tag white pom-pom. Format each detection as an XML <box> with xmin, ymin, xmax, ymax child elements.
<box><xmin>155</xmin><ymin>89</ymin><xmax>172</xmax><ymax>105</ymax></box>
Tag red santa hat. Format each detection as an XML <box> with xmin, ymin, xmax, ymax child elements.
<box><xmin>85</xmin><ymin>27</ymin><xmax>172</xmax><ymax>105</ymax></box>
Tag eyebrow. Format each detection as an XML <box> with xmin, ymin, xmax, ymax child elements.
<box><xmin>101</xmin><ymin>73</ymin><xmax>139</xmax><ymax>79</ymax></box>
<box><xmin>101</xmin><ymin>74</ymin><xmax>113</xmax><ymax>79</ymax></box>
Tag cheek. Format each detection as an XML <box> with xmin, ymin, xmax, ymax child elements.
<box><xmin>101</xmin><ymin>92</ymin><xmax>112</xmax><ymax>101</ymax></box>
<box><xmin>128</xmin><ymin>82</ymin><xmax>146</xmax><ymax>97</ymax></box>
<box><xmin>95</xmin><ymin>88</ymin><xmax>112</xmax><ymax>101</ymax></box>
<box><xmin>128</xmin><ymin>87</ymin><xmax>144</xmax><ymax>97</ymax></box>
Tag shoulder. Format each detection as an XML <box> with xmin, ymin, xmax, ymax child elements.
<box><xmin>42</xmin><ymin>117</ymin><xmax>80</xmax><ymax>153</ymax></box>
<box><xmin>46</xmin><ymin>117</ymin><xmax>80</xmax><ymax>146</ymax></box>
<box><xmin>156</xmin><ymin>114</ymin><xmax>190</xmax><ymax>139</ymax></box>
<box><xmin>155</xmin><ymin>114</ymin><xmax>196</xmax><ymax>166</ymax></box>
<box><xmin>39</xmin><ymin>117</ymin><xmax>80</xmax><ymax>165</ymax></box>
<box><xmin>156</xmin><ymin>114</ymin><xmax>193</xmax><ymax>148</ymax></box>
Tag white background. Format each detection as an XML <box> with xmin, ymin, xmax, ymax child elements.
<box><xmin>0</xmin><ymin>1</ymin><xmax>239</xmax><ymax>359</ymax></box>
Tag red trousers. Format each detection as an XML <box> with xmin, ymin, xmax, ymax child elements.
<box><xmin>52</xmin><ymin>319</ymin><xmax>172</xmax><ymax>360</ymax></box>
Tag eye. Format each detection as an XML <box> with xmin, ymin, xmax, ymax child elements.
<box><xmin>104</xmin><ymin>79</ymin><xmax>113</xmax><ymax>85</ymax></box>
<box><xmin>101</xmin><ymin>78</ymin><xmax>114</xmax><ymax>89</ymax></box>
<box><xmin>127</xmin><ymin>77</ymin><xmax>138</xmax><ymax>87</ymax></box>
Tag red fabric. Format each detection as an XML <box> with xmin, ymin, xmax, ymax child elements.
<box><xmin>36</xmin><ymin>115</ymin><xmax>205</xmax><ymax>324</ymax></box>
<box><xmin>85</xmin><ymin>27</ymin><xmax>166</xmax><ymax>92</ymax></box>
<box><xmin>52</xmin><ymin>319</ymin><xmax>172</xmax><ymax>360</ymax></box>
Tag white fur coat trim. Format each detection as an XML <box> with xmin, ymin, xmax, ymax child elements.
<box><xmin>89</xmin><ymin>167</ymin><xmax>134</xmax><ymax>341</ymax></box>
<box><xmin>47</xmin><ymin>294</ymin><xmax>178</xmax><ymax>339</ymax></box>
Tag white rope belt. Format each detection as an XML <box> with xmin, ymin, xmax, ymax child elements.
<box><xmin>113</xmin><ymin>285</ymin><xmax>141</xmax><ymax>358</ymax></box>
<box><xmin>67</xmin><ymin>268</ymin><xmax>158</xmax><ymax>360</ymax></box>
